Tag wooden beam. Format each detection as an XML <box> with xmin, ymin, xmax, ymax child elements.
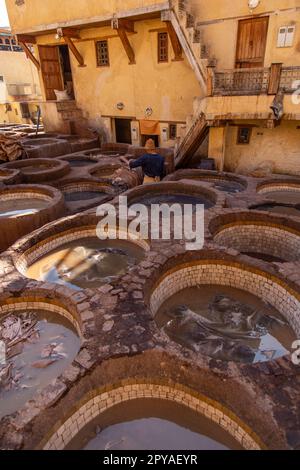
<box><xmin>63</xmin><ymin>36</ymin><xmax>86</xmax><ymax>67</ymax></box>
<box><xmin>164</xmin><ymin>20</ymin><xmax>183</xmax><ymax>61</ymax></box>
<box><xmin>19</xmin><ymin>41</ymin><xmax>40</xmax><ymax>70</ymax></box>
<box><xmin>111</xmin><ymin>18</ymin><xmax>135</xmax><ymax>33</ymax></box>
<box><xmin>16</xmin><ymin>34</ymin><xmax>36</xmax><ymax>44</ymax></box>
<box><xmin>111</xmin><ymin>19</ymin><xmax>135</xmax><ymax>65</ymax></box>
<box><xmin>61</xmin><ymin>27</ymin><xmax>81</xmax><ymax>39</ymax></box>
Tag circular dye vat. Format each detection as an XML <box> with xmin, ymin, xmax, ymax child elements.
<box><xmin>26</xmin><ymin>238</ymin><xmax>145</xmax><ymax>290</ymax></box>
<box><xmin>63</xmin><ymin>157</ymin><xmax>98</xmax><ymax>168</ymax></box>
<box><xmin>68</xmin><ymin>399</ymin><xmax>241</xmax><ymax>450</ymax></box>
<box><xmin>64</xmin><ymin>191</ymin><xmax>107</xmax><ymax>202</ymax></box>
<box><xmin>0</xmin><ymin>197</ymin><xmax>49</xmax><ymax>219</ymax></box>
<box><xmin>4</xmin><ymin>158</ymin><xmax>70</xmax><ymax>183</ymax></box>
<box><xmin>252</xmin><ymin>203</ymin><xmax>300</xmax><ymax>218</ymax></box>
<box><xmin>241</xmin><ymin>252</ymin><xmax>284</xmax><ymax>263</ymax></box>
<box><xmin>136</xmin><ymin>193</ymin><xmax>213</xmax><ymax>209</ymax></box>
<box><xmin>213</xmin><ymin>180</ymin><xmax>245</xmax><ymax>194</ymax></box>
<box><xmin>91</xmin><ymin>165</ymin><xmax>122</xmax><ymax>179</ymax></box>
<box><xmin>156</xmin><ymin>286</ymin><xmax>295</xmax><ymax>364</ymax></box>
<box><xmin>0</xmin><ymin>310</ymin><xmax>80</xmax><ymax>419</ymax></box>
<box><xmin>262</xmin><ymin>191</ymin><xmax>300</xmax><ymax>205</ymax></box>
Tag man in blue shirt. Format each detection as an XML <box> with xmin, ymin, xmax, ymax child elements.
<box><xmin>122</xmin><ymin>139</ymin><xmax>165</xmax><ymax>184</ymax></box>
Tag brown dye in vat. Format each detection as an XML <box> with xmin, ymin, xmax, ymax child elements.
<box><xmin>0</xmin><ymin>310</ymin><xmax>80</xmax><ymax>419</ymax></box>
<box><xmin>263</xmin><ymin>191</ymin><xmax>300</xmax><ymax>205</ymax></box>
<box><xmin>156</xmin><ymin>286</ymin><xmax>295</xmax><ymax>364</ymax></box>
<box><xmin>64</xmin><ymin>191</ymin><xmax>108</xmax><ymax>202</ymax></box>
<box><xmin>26</xmin><ymin>238</ymin><xmax>145</xmax><ymax>290</ymax></box>
<box><xmin>0</xmin><ymin>198</ymin><xmax>48</xmax><ymax>218</ymax></box>
<box><xmin>68</xmin><ymin>399</ymin><xmax>242</xmax><ymax>450</ymax></box>
<box><xmin>252</xmin><ymin>203</ymin><xmax>300</xmax><ymax>218</ymax></box>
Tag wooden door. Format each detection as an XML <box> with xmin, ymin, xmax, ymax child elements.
<box><xmin>39</xmin><ymin>46</ymin><xmax>63</xmax><ymax>100</ymax></box>
<box><xmin>115</xmin><ymin>119</ymin><xmax>132</xmax><ymax>144</ymax></box>
<box><xmin>236</xmin><ymin>17</ymin><xmax>269</xmax><ymax>68</ymax></box>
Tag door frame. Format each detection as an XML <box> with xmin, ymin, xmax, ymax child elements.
<box><xmin>235</xmin><ymin>16</ymin><xmax>269</xmax><ymax>69</ymax></box>
<box><xmin>38</xmin><ymin>45</ymin><xmax>65</xmax><ymax>101</ymax></box>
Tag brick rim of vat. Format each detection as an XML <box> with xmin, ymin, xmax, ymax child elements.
<box><xmin>0</xmin><ymin>295</ymin><xmax>83</xmax><ymax>338</ymax></box>
<box><xmin>14</xmin><ymin>224</ymin><xmax>150</xmax><ymax>275</ymax></box>
<box><xmin>148</xmin><ymin>259</ymin><xmax>300</xmax><ymax>339</ymax></box>
<box><xmin>0</xmin><ymin>185</ymin><xmax>64</xmax><ymax>220</ymax></box>
<box><xmin>165</xmin><ymin>169</ymin><xmax>248</xmax><ymax>190</ymax></box>
<box><xmin>39</xmin><ymin>382</ymin><xmax>264</xmax><ymax>451</ymax></box>
<box><xmin>3</xmin><ymin>158</ymin><xmax>70</xmax><ymax>179</ymax></box>
<box><xmin>57</xmin><ymin>178</ymin><xmax>116</xmax><ymax>195</ymax></box>
<box><xmin>122</xmin><ymin>180</ymin><xmax>225</xmax><ymax>208</ymax></box>
<box><xmin>257</xmin><ymin>180</ymin><xmax>300</xmax><ymax>194</ymax></box>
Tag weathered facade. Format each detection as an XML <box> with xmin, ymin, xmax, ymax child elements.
<box><xmin>5</xmin><ymin>0</ymin><xmax>300</xmax><ymax>174</ymax></box>
<box><xmin>0</xmin><ymin>28</ymin><xmax>41</xmax><ymax>124</ymax></box>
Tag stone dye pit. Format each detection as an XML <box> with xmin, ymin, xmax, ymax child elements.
<box><xmin>165</xmin><ymin>170</ymin><xmax>247</xmax><ymax>194</ymax></box>
<box><xmin>257</xmin><ymin>180</ymin><xmax>300</xmax><ymax>205</ymax></box>
<box><xmin>4</xmin><ymin>158</ymin><xmax>70</xmax><ymax>183</ymax></box>
<box><xmin>60</xmin><ymin>155</ymin><xmax>100</xmax><ymax>168</ymax></box>
<box><xmin>156</xmin><ymin>285</ymin><xmax>294</xmax><ymax>364</ymax></box>
<box><xmin>0</xmin><ymin>300</ymin><xmax>80</xmax><ymax>420</ymax></box>
<box><xmin>125</xmin><ymin>182</ymin><xmax>221</xmax><ymax>211</ymax></box>
<box><xmin>251</xmin><ymin>203</ymin><xmax>300</xmax><ymax>218</ymax></box>
<box><xmin>67</xmin><ymin>399</ymin><xmax>241</xmax><ymax>450</ymax></box>
<box><xmin>25</xmin><ymin>237</ymin><xmax>145</xmax><ymax>290</ymax></box>
<box><xmin>58</xmin><ymin>180</ymin><xmax>115</xmax><ymax>213</ymax></box>
<box><xmin>210</xmin><ymin>213</ymin><xmax>300</xmax><ymax>262</ymax></box>
<box><xmin>150</xmin><ymin>259</ymin><xmax>300</xmax><ymax>365</ymax></box>
<box><xmin>89</xmin><ymin>163</ymin><xmax>123</xmax><ymax>179</ymax></box>
<box><xmin>0</xmin><ymin>186</ymin><xmax>65</xmax><ymax>252</ymax></box>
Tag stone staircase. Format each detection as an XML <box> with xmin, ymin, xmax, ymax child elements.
<box><xmin>169</xmin><ymin>0</ymin><xmax>217</xmax><ymax>90</ymax></box>
<box><xmin>56</xmin><ymin>100</ymin><xmax>84</xmax><ymax>122</ymax></box>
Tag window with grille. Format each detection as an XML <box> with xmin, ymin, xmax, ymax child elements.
<box><xmin>158</xmin><ymin>32</ymin><xmax>168</xmax><ymax>63</ymax></box>
<box><xmin>96</xmin><ymin>40</ymin><xmax>110</xmax><ymax>67</ymax></box>
<box><xmin>169</xmin><ymin>124</ymin><xmax>177</xmax><ymax>140</ymax></box>
<box><xmin>237</xmin><ymin>127</ymin><xmax>251</xmax><ymax>145</ymax></box>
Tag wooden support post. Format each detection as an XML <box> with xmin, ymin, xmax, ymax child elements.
<box><xmin>19</xmin><ymin>41</ymin><xmax>40</xmax><ymax>70</ymax></box>
<box><xmin>268</xmin><ymin>63</ymin><xmax>282</xmax><ymax>95</ymax></box>
<box><xmin>111</xmin><ymin>19</ymin><xmax>135</xmax><ymax>65</ymax></box>
<box><xmin>164</xmin><ymin>20</ymin><xmax>183</xmax><ymax>61</ymax></box>
<box><xmin>16</xmin><ymin>34</ymin><xmax>40</xmax><ymax>70</ymax></box>
<box><xmin>207</xmin><ymin>66</ymin><xmax>215</xmax><ymax>97</ymax></box>
<box><xmin>63</xmin><ymin>35</ymin><xmax>86</xmax><ymax>67</ymax></box>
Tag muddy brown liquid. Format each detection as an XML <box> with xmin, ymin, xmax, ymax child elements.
<box><xmin>26</xmin><ymin>238</ymin><xmax>145</xmax><ymax>290</ymax></box>
<box><xmin>22</xmin><ymin>164</ymin><xmax>51</xmax><ymax>174</ymax></box>
<box><xmin>186</xmin><ymin>177</ymin><xmax>244</xmax><ymax>194</ymax></box>
<box><xmin>156</xmin><ymin>286</ymin><xmax>295</xmax><ymax>364</ymax></box>
<box><xmin>263</xmin><ymin>190</ymin><xmax>300</xmax><ymax>205</ymax></box>
<box><xmin>64</xmin><ymin>191</ymin><xmax>108</xmax><ymax>202</ymax></box>
<box><xmin>66</xmin><ymin>159</ymin><xmax>97</xmax><ymax>168</ymax></box>
<box><xmin>253</xmin><ymin>203</ymin><xmax>300</xmax><ymax>218</ymax></box>
<box><xmin>93</xmin><ymin>168</ymin><xmax>120</xmax><ymax>178</ymax></box>
<box><xmin>0</xmin><ymin>310</ymin><xmax>80</xmax><ymax>419</ymax></box>
<box><xmin>137</xmin><ymin>193</ymin><xmax>213</xmax><ymax>209</ymax></box>
<box><xmin>68</xmin><ymin>399</ymin><xmax>241</xmax><ymax>450</ymax></box>
<box><xmin>0</xmin><ymin>198</ymin><xmax>48</xmax><ymax>218</ymax></box>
